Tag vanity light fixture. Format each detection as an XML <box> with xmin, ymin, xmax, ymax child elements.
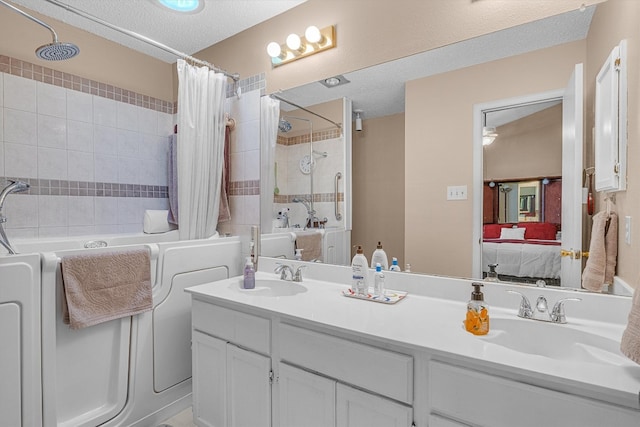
<box><xmin>482</xmin><ymin>126</ymin><xmax>498</xmax><ymax>146</ymax></box>
<box><xmin>267</xmin><ymin>25</ymin><xmax>336</xmax><ymax>67</ymax></box>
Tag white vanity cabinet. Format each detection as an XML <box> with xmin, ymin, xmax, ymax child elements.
<box><xmin>428</xmin><ymin>360</ymin><xmax>640</xmax><ymax>427</ymax></box>
<box><xmin>278</xmin><ymin>363</ymin><xmax>336</xmax><ymax>427</ymax></box>
<box><xmin>191</xmin><ymin>297</ymin><xmax>415</xmax><ymax>427</ymax></box>
<box><xmin>191</xmin><ymin>300</ymin><xmax>272</xmax><ymax>427</ymax></box>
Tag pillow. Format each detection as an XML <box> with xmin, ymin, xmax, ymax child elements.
<box><xmin>518</xmin><ymin>222</ymin><xmax>557</xmax><ymax>240</ymax></box>
<box><xmin>500</xmin><ymin>227</ymin><xmax>526</xmax><ymax>240</ymax></box>
<box><xmin>483</xmin><ymin>224</ymin><xmax>513</xmax><ymax>239</ymax></box>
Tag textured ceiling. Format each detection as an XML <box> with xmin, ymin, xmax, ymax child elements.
<box><xmin>4</xmin><ymin>1</ymin><xmax>594</xmax><ymax>122</ymax></box>
<box><xmin>278</xmin><ymin>6</ymin><xmax>595</xmax><ymax>121</ymax></box>
<box><xmin>9</xmin><ymin>0</ymin><xmax>306</xmax><ymax>63</ymax></box>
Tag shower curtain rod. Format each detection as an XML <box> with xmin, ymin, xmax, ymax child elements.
<box><xmin>271</xmin><ymin>93</ymin><xmax>342</xmax><ymax>129</ymax></box>
<box><xmin>43</xmin><ymin>0</ymin><xmax>240</xmax><ymax>81</ymax></box>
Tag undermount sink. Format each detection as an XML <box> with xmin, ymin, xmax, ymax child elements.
<box><xmin>480</xmin><ymin>317</ymin><xmax>628</xmax><ymax>365</ymax></box>
<box><xmin>230</xmin><ymin>278</ymin><xmax>307</xmax><ymax>297</ymax></box>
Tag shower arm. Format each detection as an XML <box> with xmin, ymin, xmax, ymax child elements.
<box><xmin>0</xmin><ymin>0</ymin><xmax>59</xmax><ymax>43</ymax></box>
<box><xmin>42</xmin><ymin>0</ymin><xmax>239</xmax><ymax>81</ymax></box>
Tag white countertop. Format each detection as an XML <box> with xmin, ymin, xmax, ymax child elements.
<box><xmin>186</xmin><ymin>264</ymin><xmax>640</xmax><ymax>411</ymax></box>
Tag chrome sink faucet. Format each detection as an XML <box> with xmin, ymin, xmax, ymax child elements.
<box><xmin>507</xmin><ymin>290</ymin><xmax>581</xmax><ymax>324</ymax></box>
<box><xmin>275</xmin><ymin>263</ymin><xmax>306</xmax><ymax>282</ymax></box>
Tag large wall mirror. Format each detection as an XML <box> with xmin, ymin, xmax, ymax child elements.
<box><xmin>260</xmin><ymin>5</ymin><xmax>629</xmax><ymax>296</ymax></box>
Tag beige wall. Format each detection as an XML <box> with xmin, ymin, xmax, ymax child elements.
<box><xmin>352</xmin><ymin>113</ymin><xmax>405</xmax><ymax>267</ymax></box>
<box><xmin>0</xmin><ymin>3</ymin><xmax>174</xmax><ymax>101</ymax></box>
<box><xmin>195</xmin><ymin>0</ymin><xmax>603</xmax><ymax>94</ymax></box>
<box><xmin>585</xmin><ymin>0</ymin><xmax>640</xmax><ymax>288</ymax></box>
<box><xmin>405</xmin><ymin>41</ymin><xmax>587</xmax><ymax>277</ymax></box>
<box><xmin>484</xmin><ymin>104</ymin><xmax>563</xmax><ymax>181</ymax></box>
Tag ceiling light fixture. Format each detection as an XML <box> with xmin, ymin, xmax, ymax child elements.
<box><xmin>482</xmin><ymin>126</ymin><xmax>498</xmax><ymax>146</ymax></box>
<box><xmin>354</xmin><ymin>110</ymin><xmax>363</xmax><ymax>132</ymax></box>
<box><xmin>155</xmin><ymin>0</ymin><xmax>204</xmax><ymax>13</ymax></box>
<box><xmin>267</xmin><ymin>25</ymin><xmax>336</xmax><ymax>67</ymax></box>
<box><xmin>319</xmin><ymin>75</ymin><xmax>350</xmax><ymax>88</ymax></box>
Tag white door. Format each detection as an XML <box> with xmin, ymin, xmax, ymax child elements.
<box><xmin>336</xmin><ymin>383</ymin><xmax>412</xmax><ymax>427</ymax></box>
<box><xmin>278</xmin><ymin>363</ymin><xmax>336</xmax><ymax>427</ymax></box>
<box><xmin>192</xmin><ymin>330</ymin><xmax>227</xmax><ymax>427</ymax></box>
<box><xmin>560</xmin><ymin>63</ymin><xmax>584</xmax><ymax>287</ymax></box>
<box><xmin>227</xmin><ymin>344</ymin><xmax>272</xmax><ymax>427</ymax></box>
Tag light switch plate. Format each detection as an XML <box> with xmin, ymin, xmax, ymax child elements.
<box><xmin>447</xmin><ymin>185</ymin><xmax>467</xmax><ymax>200</ymax></box>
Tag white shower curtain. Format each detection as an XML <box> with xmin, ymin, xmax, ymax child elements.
<box><xmin>176</xmin><ymin>59</ymin><xmax>227</xmax><ymax>239</ymax></box>
<box><xmin>260</xmin><ymin>96</ymin><xmax>281</xmax><ymax>232</ymax></box>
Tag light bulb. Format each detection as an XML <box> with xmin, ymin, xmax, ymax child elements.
<box><xmin>267</xmin><ymin>42</ymin><xmax>281</xmax><ymax>58</ymax></box>
<box><xmin>286</xmin><ymin>33</ymin><xmax>302</xmax><ymax>50</ymax></box>
<box><xmin>305</xmin><ymin>25</ymin><xmax>322</xmax><ymax>43</ymax></box>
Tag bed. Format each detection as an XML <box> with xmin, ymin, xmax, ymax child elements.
<box><xmin>482</xmin><ymin>223</ymin><xmax>561</xmax><ymax>285</ymax></box>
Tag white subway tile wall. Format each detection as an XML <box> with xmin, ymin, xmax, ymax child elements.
<box><xmin>1</xmin><ymin>55</ymin><xmax>265</xmax><ymax>239</ymax></box>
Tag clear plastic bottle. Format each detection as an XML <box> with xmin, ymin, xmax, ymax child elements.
<box><xmin>464</xmin><ymin>282</ymin><xmax>489</xmax><ymax>335</ymax></box>
<box><xmin>389</xmin><ymin>257</ymin><xmax>401</xmax><ymax>272</ymax></box>
<box><xmin>370</xmin><ymin>241</ymin><xmax>389</xmax><ymax>269</ymax></box>
<box><xmin>374</xmin><ymin>263</ymin><xmax>385</xmax><ymax>298</ymax></box>
<box><xmin>351</xmin><ymin>245</ymin><xmax>369</xmax><ymax>296</ymax></box>
<box><xmin>243</xmin><ymin>257</ymin><xmax>255</xmax><ymax>289</ymax></box>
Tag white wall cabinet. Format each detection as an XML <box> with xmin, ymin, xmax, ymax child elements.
<box><xmin>192</xmin><ymin>330</ymin><xmax>271</xmax><ymax>427</ymax></box>
<box><xmin>595</xmin><ymin>40</ymin><xmax>627</xmax><ymax>192</ymax></box>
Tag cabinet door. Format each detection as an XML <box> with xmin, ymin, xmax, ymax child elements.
<box><xmin>227</xmin><ymin>344</ymin><xmax>272</xmax><ymax>427</ymax></box>
<box><xmin>278</xmin><ymin>363</ymin><xmax>336</xmax><ymax>427</ymax></box>
<box><xmin>192</xmin><ymin>330</ymin><xmax>227</xmax><ymax>427</ymax></box>
<box><xmin>336</xmin><ymin>383</ymin><xmax>412</xmax><ymax>427</ymax></box>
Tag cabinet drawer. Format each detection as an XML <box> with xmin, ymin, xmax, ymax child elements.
<box><xmin>279</xmin><ymin>323</ymin><xmax>413</xmax><ymax>404</ymax></box>
<box><xmin>429</xmin><ymin>361</ymin><xmax>640</xmax><ymax>427</ymax></box>
<box><xmin>192</xmin><ymin>299</ymin><xmax>270</xmax><ymax>355</ymax></box>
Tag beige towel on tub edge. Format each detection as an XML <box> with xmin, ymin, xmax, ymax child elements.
<box><xmin>61</xmin><ymin>249</ymin><xmax>152</xmax><ymax>330</ymax></box>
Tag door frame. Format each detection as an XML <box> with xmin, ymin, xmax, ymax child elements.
<box><xmin>471</xmin><ymin>88</ymin><xmax>573</xmax><ymax>282</ymax></box>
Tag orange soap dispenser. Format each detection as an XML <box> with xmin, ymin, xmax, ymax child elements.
<box><xmin>465</xmin><ymin>282</ymin><xmax>489</xmax><ymax>335</ymax></box>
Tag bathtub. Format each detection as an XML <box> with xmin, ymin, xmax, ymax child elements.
<box><xmin>2</xmin><ymin>231</ymin><xmax>242</xmax><ymax>427</ymax></box>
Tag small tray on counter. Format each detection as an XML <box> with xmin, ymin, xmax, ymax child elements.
<box><xmin>341</xmin><ymin>288</ymin><xmax>407</xmax><ymax>304</ymax></box>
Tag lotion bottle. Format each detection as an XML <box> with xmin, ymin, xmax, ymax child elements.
<box><xmin>351</xmin><ymin>245</ymin><xmax>369</xmax><ymax>296</ymax></box>
<box><xmin>243</xmin><ymin>257</ymin><xmax>255</xmax><ymax>289</ymax></box>
<box><xmin>370</xmin><ymin>241</ymin><xmax>389</xmax><ymax>270</ymax></box>
<box><xmin>464</xmin><ymin>282</ymin><xmax>489</xmax><ymax>335</ymax></box>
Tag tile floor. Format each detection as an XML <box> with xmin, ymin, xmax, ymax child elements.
<box><xmin>159</xmin><ymin>407</ymin><xmax>196</xmax><ymax>427</ymax></box>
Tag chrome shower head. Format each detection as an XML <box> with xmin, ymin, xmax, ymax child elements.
<box><xmin>36</xmin><ymin>41</ymin><xmax>80</xmax><ymax>61</ymax></box>
<box><xmin>279</xmin><ymin>118</ymin><xmax>292</xmax><ymax>133</ymax></box>
<box><xmin>0</xmin><ymin>0</ymin><xmax>80</xmax><ymax>61</ymax></box>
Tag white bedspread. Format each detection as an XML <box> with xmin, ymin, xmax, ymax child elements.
<box><xmin>482</xmin><ymin>241</ymin><xmax>561</xmax><ymax>279</ymax></box>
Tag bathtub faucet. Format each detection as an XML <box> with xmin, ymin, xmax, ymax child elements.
<box><xmin>293</xmin><ymin>196</ymin><xmax>327</xmax><ymax>229</ymax></box>
<box><xmin>0</xmin><ymin>180</ymin><xmax>30</xmax><ymax>255</ymax></box>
